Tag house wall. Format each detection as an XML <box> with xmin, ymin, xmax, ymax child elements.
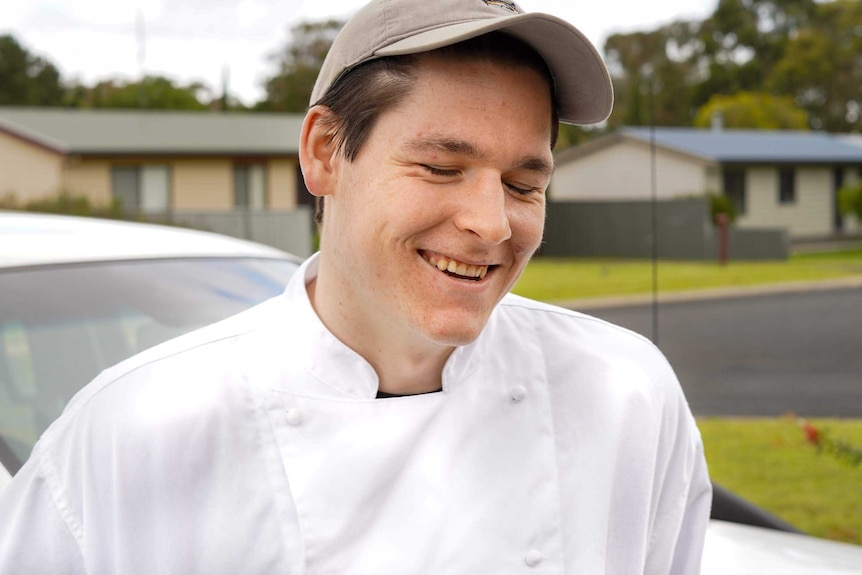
<box><xmin>172</xmin><ymin>159</ymin><xmax>232</xmax><ymax>210</ymax></box>
<box><xmin>739</xmin><ymin>166</ymin><xmax>832</xmax><ymax>238</ymax></box>
<box><xmin>551</xmin><ymin>140</ymin><xmax>712</xmax><ymax>200</ymax></box>
<box><xmin>62</xmin><ymin>158</ymin><xmax>112</xmax><ymax>205</ymax></box>
<box><xmin>3</xmin><ymin>140</ymin><xmax>305</xmax><ymax>213</ymax></box>
<box><xmin>0</xmin><ymin>132</ymin><xmax>63</xmax><ymax>200</ymax></box>
<box><xmin>268</xmin><ymin>158</ymin><xmax>298</xmax><ymax>210</ymax></box>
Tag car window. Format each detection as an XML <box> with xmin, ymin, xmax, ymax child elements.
<box><xmin>0</xmin><ymin>257</ymin><xmax>298</xmax><ymax>473</ymax></box>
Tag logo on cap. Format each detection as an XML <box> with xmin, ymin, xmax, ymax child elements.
<box><xmin>483</xmin><ymin>0</ymin><xmax>518</xmax><ymax>13</ymax></box>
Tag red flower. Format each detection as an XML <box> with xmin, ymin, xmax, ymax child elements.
<box><xmin>801</xmin><ymin>420</ymin><xmax>820</xmax><ymax>446</ymax></box>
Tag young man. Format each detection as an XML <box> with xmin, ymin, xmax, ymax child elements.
<box><xmin>0</xmin><ymin>1</ymin><xmax>711</xmax><ymax>573</ymax></box>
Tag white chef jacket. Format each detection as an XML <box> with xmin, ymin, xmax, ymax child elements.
<box><xmin>0</xmin><ymin>254</ymin><xmax>711</xmax><ymax>574</ymax></box>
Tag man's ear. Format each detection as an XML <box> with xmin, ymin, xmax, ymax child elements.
<box><xmin>299</xmin><ymin>105</ymin><xmax>339</xmax><ymax>197</ymax></box>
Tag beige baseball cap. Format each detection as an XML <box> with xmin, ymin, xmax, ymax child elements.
<box><xmin>309</xmin><ymin>0</ymin><xmax>614</xmax><ymax>125</ymax></box>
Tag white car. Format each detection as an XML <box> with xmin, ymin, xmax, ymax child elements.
<box><xmin>1</xmin><ymin>212</ymin><xmax>860</xmax><ymax>573</ymax></box>
<box><xmin>0</xmin><ymin>211</ymin><xmax>300</xmax><ymax>484</ymax></box>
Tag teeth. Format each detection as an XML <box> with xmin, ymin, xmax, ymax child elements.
<box><xmin>425</xmin><ymin>254</ymin><xmax>489</xmax><ymax>279</ymax></box>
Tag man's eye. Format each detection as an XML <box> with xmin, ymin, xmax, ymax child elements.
<box><xmin>505</xmin><ymin>182</ymin><xmax>537</xmax><ymax>195</ymax></box>
<box><xmin>422</xmin><ymin>165</ymin><xmax>458</xmax><ymax>177</ymax></box>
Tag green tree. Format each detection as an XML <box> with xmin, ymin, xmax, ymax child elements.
<box><xmin>604</xmin><ymin>20</ymin><xmax>709</xmax><ymax>128</ymax></box>
<box><xmin>694</xmin><ymin>0</ymin><xmax>817</xmax><ymax>108</ymax></box>
<box><xmin>258</xmin><ymin>19</ymin><xmax>345</xmax><ymax>112</ymax></box>
<box><xmin>0</xmin><ymin>34</ymin><xmax>65</xmax><ymax>106</ymax></box>
<box><xmin>68</xmin><ymin>75</ymin><xmax>209</xmax><ymax>110</ymax></box>
<box><xmin>769</xmin><ymin>0</ymin><xmax>862</xmax><ymax>132</ymax></box>
<box><xmin>838</xmin><ymin>182</ymin><xmax>862</xmax><ymax>220</ymax></box>
<box><xmin>694</xmin><ymin>92</ymin><xmax>809</xmax><ymax>129</ymax></box>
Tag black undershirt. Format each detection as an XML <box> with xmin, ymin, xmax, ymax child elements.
<box><xmin>376</xmin><ymin>388</ymin><xmax>442</xmax><ymax>399</ymax></box>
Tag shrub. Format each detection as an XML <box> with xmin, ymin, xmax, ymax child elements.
<box><xmin>838</xmin><ymin>183</ymin><xmax>862</xmax><ymax>220</ymax></box>
<box><xmin>709</xmin><ymin>193</ymin><xmax>738</xmax><ymax>226</ymax></box>
<box><xmin>0</xmin><ymin>191</ymin><xmax>126</xmax><ymax>220</ymax></box>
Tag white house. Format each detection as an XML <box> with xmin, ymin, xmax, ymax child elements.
<box><xmin>552</xmin><ymin>127</ymin><xmax>862</xmax><ymax>239</ymax></box>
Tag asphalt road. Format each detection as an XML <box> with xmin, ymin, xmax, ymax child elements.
<box><xmin>580</xmin><ymin>287</ymin><xmax>862</xmax><ymax>417</ymax></box>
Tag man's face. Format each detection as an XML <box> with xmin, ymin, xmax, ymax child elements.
<box><xmin>318</xmin><ymin>55</ymin><xmax>553</xmax><ymax>353</ymax></box>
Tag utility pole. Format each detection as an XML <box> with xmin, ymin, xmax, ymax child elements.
<box><xmin>136</xmin><ymin>9</ymin><xmax>147</xmax><ymax>107</ymax></box>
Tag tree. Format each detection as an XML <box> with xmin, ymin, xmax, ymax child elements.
<box><xmin>768</xmin><ymin>0</ymin><xmax>862</xmax><ymax>131</ymax></box>
<box><xmin>694</xmin><ymin>92</ymin><xmax>808</xmax><ymax>129</ymax></box>
<box><xmin>604</xmin><ymin>20</ymin><xmax>709</xmax><ymax>128</ymax></box>
<box><xmin>258</xmin><ymin>19</ymin><xmax>345</xmax><ymax>112</ymax></box>
<box><xmin>68</xmin><ymin>76</ymin><xmax>209</xmax><ymax>110</ymax></box>
<box><xmin>695</xmin><ymin>0</ymin><xmax>817</xmax><ymax>104</ymax></box>
<box><xmin>838</xmin><ymin>182</ymin><xmax>862</xmax><ymax>220</ymax></box>
<box><xmin>0</xmin><ymin>34</ymin><xmax>65</xmax><ymax>106</ymax></box>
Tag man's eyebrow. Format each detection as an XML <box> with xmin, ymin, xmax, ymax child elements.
<box><xmin>404</xmin><ymin>136</ymin><xmax>485</xmax><ymax>159</ymax></box>
<box><xmin>403</xmin><ymin>136</ymin><xmax>555</xmax><ymax>176</ymax></box>
<box><xmin>517</xmin><ymin>156</ymin><xmax>555</xmax><ymax>178</ymax></box>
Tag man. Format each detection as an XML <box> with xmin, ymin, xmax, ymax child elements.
<box><xmin>0</xmin><ymin>0</ymin><xmax>711</xmax><ymax>573</ymax></box>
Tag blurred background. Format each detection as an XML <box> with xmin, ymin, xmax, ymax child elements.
<box><xmin>1</xmin><ymin>0</ymin><xmax>715</xmax><ymax>111</ymax></box>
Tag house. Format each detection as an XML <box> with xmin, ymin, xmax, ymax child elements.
<box><xmin>552</xmin><ymin>127</ymin><xmax>862</xmax><ymax>239</ymax></box>
<box><xmin>0</xmin><ymin>107</ymin><xmax>310</xmax><ymax>214</ymax></box>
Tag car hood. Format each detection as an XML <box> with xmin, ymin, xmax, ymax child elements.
<box><xmin>702</xmin><ymin>520</ymin><xmax>862</xmax><ymax>574</ymax></box>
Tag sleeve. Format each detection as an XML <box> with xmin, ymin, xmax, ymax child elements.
<box><xmin>666</xmin><ymin>435</ymin><xmax>712</xmax><ymax>574</ymax></box>
<box><xmin>0</xmin><ymin>450</ymin><xmax>87</xmax><ymax>575</ymax></box>
<box><xmin>646</xmin><ymin>402</ymin><xmax>713</xmax><ymax>575</ymax></box>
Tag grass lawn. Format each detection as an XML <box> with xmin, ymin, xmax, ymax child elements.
<box><xmin>698</xmin><ymin>417</ymin><xmax>862</xmax><ymax>544</ymax></box>
<box><xmin>513</xmin><ymin>248</ymin><xmax>862</xmax><ymax>303</ymax></box>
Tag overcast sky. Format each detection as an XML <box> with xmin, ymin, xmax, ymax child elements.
<box><xmin>2</xmin><ymin>0</ymin><xmax>717</xmax><ymax>105</ymax></box>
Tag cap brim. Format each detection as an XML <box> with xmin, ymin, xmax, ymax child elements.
<box><xmin>376</xmin><ymin>13</ymin><xmax>613</xmax><ymax>125</ymax></box>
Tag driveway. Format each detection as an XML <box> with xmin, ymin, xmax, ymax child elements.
<box><xmin>578</xmin><ymin>287</ymin><xmax>862</xmax><ymax>417</ymax></box>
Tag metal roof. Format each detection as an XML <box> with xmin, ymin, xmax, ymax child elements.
<box><xmin>621</xmin><ymin>127</ymin><xmax>862</xmax><ymax>164</ymax></box>
<box><xmin>0</xmin><ymin>107</ymin><xmax>305</xmax><ymax>156</ymax></box>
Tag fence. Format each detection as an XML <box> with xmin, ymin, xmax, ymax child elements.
<box><xmin>543</xmin><ymin>198</ymin><xmax>789</xmax><ymax>260</ymax></box>
<box><xmin>147</xmin><ymin>207</ymin><xmax>315</xmax><ymax>258</ymax></box>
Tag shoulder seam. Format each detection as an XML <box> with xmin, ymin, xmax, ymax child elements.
<box><xmin>500</xmin><ymin>297</ymin><xmax>659</xmax><ymax>350</ymax></box>
<box><xmin>31</xmin><ymin>446</ymin><xmax>86</xmax><ymax>557</ymax></box>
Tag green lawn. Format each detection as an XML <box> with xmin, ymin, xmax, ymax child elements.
<box><xmin>698</xmin><ymin>417</ymin><xmax>862</xmax><ymax>544</ymax></box>
<box><xmin>513</xmin><ymin>248</ymin><xmax>862</xmax><ymax>303</ymax></box>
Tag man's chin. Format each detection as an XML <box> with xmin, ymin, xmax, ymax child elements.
<box><xmin>423</xmin><ymin>320</ymin><xmax>488</xmax><ymax>349</ymax></box>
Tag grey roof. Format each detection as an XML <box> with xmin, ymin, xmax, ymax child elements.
<box><xmin>0</xmin><ymin>107</ymin><xmax>305</xmax><ymax>156</ymax></box>
<box><xmin>621</xmin><ymin>127</ymin><xmax>862</xmax><ymax>164</ymax></box>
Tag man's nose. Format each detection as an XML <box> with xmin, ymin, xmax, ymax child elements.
<box><xmin>452</xmin><ymin>172</ymin><xmax>513</xmax><ymax>245</ymax></box>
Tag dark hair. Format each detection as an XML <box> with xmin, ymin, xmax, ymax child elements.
<box><xmin>312</xmin><ymin>31</ymin><xmax>560</xmax><ymax>223</ymax></box>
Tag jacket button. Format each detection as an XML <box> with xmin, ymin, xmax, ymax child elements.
<box><xmin>525</xmin><ymin>549</ymin><xmax>543</xmax><ymax>567</ymax></box>
<box><xmin>511</xmin><ymin>385</ymin><xmax>527</xmax><ymax>402</ymax></box>
<box><xmin>286</xmin><ymin>408</ymin><xmax>303</xmax><ymax>426</ymax></box>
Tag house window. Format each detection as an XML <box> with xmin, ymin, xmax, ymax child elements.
<box><xmin>722</xmin><ymin>168</ymin><xmax>746</xmax><ymax>215</ymax></box>
<box><xmin>111</xmin><ymin>165</ymin><xmax>170</xmax><ymax>213</ymax></box>
<box><xmin>778</xmin><ymin>168</ymin><xmax>796</xmax><ymax>204</ymax></box>
<box><xmin>234</xmin><ymin>164</ymin><xmax>266</xmax><ymax>209</ymax></box>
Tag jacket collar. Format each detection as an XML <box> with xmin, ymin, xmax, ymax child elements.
<box><xmin>280</xmin><ymin>253</ymin><xmax>486</xmax><ymax>400</ymax></box>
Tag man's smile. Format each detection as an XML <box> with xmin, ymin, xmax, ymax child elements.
<box><xmin>420</xmin><ymin>250</ymin><xmax>490</xmax><ymax>281</ymax></box>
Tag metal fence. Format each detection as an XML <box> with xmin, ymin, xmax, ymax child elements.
<box><xmin>146</xmin><ymin>207</ymin><xmax>315</xmax><ymax>258</ymax></box>
<box><xmin>543</xmin><ymin>198</ymin><xmax>789</xmax><ymax>260</ymax></box>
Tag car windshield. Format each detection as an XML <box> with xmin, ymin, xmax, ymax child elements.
<box><xmin>0</xmin><ymin>257</ymin><xmax>298</xmax><ymax>473</ymax></box>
